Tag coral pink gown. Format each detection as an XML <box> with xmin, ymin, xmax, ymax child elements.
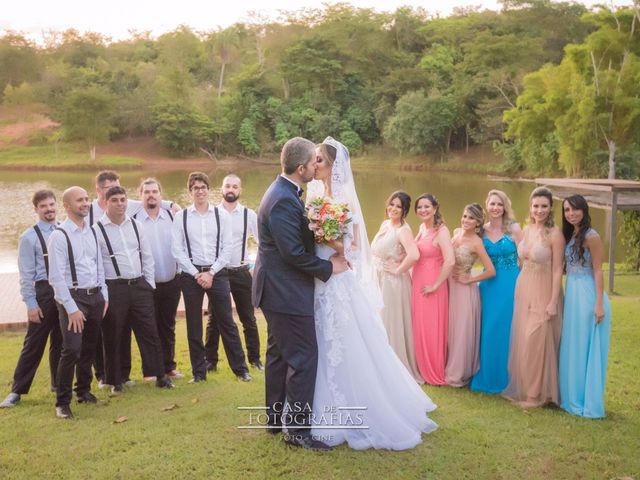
<box><xmin>412</xmin><ymin>228</ymin><xmax>449</xmax><ymax>385</ymax></box>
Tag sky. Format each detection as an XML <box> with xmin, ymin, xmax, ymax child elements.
<box><xmin>0</xmin><ymin>0</ymin><xmax>631</xmax><ymax>43</ymax></box>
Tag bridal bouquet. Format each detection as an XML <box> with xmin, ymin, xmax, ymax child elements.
<box><xmin>306</xmin><ymin>196</ymin><xmax>352</xmax><ymax>243</ymax></box>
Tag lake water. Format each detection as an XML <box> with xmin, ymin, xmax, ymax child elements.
<box><xmin>0</xmin><ymin>162</ymin><xmax>626</xmax><ymax>273</ymax></box>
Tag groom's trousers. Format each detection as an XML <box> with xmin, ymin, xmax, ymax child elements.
<box><xmin>262</xmin><ymin>308</ymin><xmax>318</xmax><ymax>434</ymax></box>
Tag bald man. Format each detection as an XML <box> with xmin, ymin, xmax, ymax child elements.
<box><xmin>48</xmin><ymin>187</ymin><xmax>107</xmax><ymax>419</ymax></box>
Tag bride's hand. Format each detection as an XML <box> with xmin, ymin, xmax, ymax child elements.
<box><xmin>327</xmin><ymin>239</ymin><xmax>344</xmax><ymax>255</ymax></box>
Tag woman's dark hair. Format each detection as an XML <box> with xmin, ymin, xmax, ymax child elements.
<box><xmin>414</xmin><ymin>193</ymin><xmax>444</xmax><ymax>227</ymax></box>
<box><xmin>386</xmin><ymin>191</ymin><xmax>411</xmax><ymax>224</ymax></box>
<box><xmin>562</xmin><ymin>194</ymin><xmax>592</xmax><ymax>265</ymax></box>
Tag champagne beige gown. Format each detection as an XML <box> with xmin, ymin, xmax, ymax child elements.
<box><xmin>371</xmin><ymin>221</ymin><xmax>424</xmax><ymax>384</ymax></box>
<box><xmin>503</xmin><ymin>227</ymin><xmax>563</xmax><ymax>407</ymax></box>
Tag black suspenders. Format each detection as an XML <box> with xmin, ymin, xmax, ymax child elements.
<box><xmin>183</xmin><ymin>207</ymin><xmax>220</xmax><ymax>263</ymax></box>
<box><xmin>241</xmin><ymin>207</ymin><xmax>248</xmax><ymax>264</ymax></box>
<box><xmin>96</xmin><ymin>219</ymin><xmax>142</xmax><ymax>279</ymax></box>
<box><xmin>56</xmin><ymin>227</ymin><xmax>99</xmax><ymax>287</ymax></box>
<box><xmin>89</xmin><ymin>204</ymin><xmax>94</xmax><ymax>226</ymax></box>
<box><xmin>33</xmin><ymin>225</ymin><xmax>50</xmax><ymax>277</ymax></box>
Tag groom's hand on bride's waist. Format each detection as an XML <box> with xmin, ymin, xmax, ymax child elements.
<box><xmin>329</xmin><ymin>254</ymin><xmax>349</xmax><ymax>275</ymax></box>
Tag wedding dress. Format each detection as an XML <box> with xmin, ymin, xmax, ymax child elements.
<box><xmin>308</xmin><ymin>137</ymin><xmax>438</xmax><ymax>450</ymax></box>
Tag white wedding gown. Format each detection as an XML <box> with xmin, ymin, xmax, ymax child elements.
<box><xmin>310</xmin><ymin>242</ymin><xmax>438</xmax><ymax>450</ymax></box>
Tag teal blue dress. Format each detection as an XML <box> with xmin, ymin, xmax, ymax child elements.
<box><xmin>559</xmin><ymin>230</ymin><xmax>611</xmax><ymax>418</ymax></box>
<box><xmin>470</xmin><ymin>234</ymin><xmax>519</xmax><ymax>394</ymax></box>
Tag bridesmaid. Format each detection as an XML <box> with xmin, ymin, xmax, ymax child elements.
<box><xmin>503</xmin><ymin>187</ymin><xmax>565</xmax><ymax>408</ymax></box>
<box><xmin>411</xmin><ymin>194</ymin><xmax>455</xmax><ymax>386</ymax></box>
<box><xmin>470</xmin><ymin>190</ymin><xmax>522</xmax><ymax>394</ymax></box>
<box><xmin>371</xmin><ymin>191</ymin><xmax>423</xmax><ymax>384</ymax></box>
<box><xmin>559</xmin><ymin>195</ymin><xmax>611</xmax><ymax>418</ymax></box>
<box><xmin>445</xmin><ymin>204</ymin><xmax>496</xmax><ymax>387</ymax></box>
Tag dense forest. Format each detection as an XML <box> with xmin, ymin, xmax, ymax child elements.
<box><xmin>0</xmin><ymin>0</ymin><xmax>639</xmax><ymax>179</ymax></box>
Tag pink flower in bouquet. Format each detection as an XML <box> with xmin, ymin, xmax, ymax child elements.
<box><xmin>306</xmin><ymin>196</ymin><xmax>352</xmax><ymax>244</ymax></box>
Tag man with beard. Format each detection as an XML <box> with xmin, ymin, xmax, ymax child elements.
<box><xmin>172</xmin><ymin>172</ymin><xmax>251</xmax><ymax>383</ymax></box>
<box><xmin>95</xmin><ymin>186</ymin><xmax>173</xmax><ymax>393</ymax></box>
<box><xmin>48</xmin><ymin>187</ymin><xmax>107</xmax><ymax>419</ymax></box>
<box><xmin>133</xmin><ymin>178</ymin><xmax>183</xmax><ymax>380</ymax></box>
<box><xmin>205</xmin><ymin>174</ymin><xmax>262</xmax><ymax>373</ymax></box>
<box><xmin>0</xmin><ymin>190</ymin><xmax>62</xmax><ymax>408</ymax></box>
<box><xmin>89</xmin><ymin>170</ymin><xmax>180</xmax><ymax>388</ymax></box>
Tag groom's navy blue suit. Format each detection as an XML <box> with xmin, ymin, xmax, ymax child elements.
<box><xmin>252</xmin><ymin>175</ymin><xmax>332</xmax><ymax>434</ymax></box>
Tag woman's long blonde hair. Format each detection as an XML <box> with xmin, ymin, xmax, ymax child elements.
<box><xmin>485</xmin><ymin>189</ymin><xmax>516</xmax><ymax>233</ymax></box>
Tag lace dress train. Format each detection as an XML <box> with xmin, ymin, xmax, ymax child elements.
<box><xmin>311</xmin><ymin>243</ymin><xmax>438</xmax><ymax>450</ymax></box>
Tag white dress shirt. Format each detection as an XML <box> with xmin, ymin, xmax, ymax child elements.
<box><xmin>95</xmin><ymin>214</ymin><xmax>155</xmax><ymax>288</ymax></box>
<box><xmin>171</xmin><ymin>204</ymin><xmax>232</xmax><ymax>276</ymax></box>
<box><xmin>218</xmin><ymin>202</ymin><xmax>258</xmax><ymax>267</ymax></box>
<box><xmin>134</xmin><ymin>208</ymin><xmax>178</xmax><ymax>283</ymax></box>
<box><xmin>48</xmin><ymin>218</ymin><xmax>108</xmax><ymax>314</ymax></box>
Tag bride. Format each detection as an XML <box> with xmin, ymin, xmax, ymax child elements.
<box><xmin>307</xmin><ymin>137</ymin><xmax>438</xmax><ymax>450</ymax></box>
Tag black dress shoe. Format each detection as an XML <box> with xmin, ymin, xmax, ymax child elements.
<box><xmin>77</xmin><ymin>392</ymin><xmax>97</xmax><ymax>404</ymax></box>
<box><xmin>156</xmin><ymin>377</ymin><xmax>175</xmax><ymax>389</ymax></box>
<box><xmin>284</xmin><ymin>433</ymin><xmax>332</xmax><ymax>451</ymax></box>
<box><xmin>55</xmin><ymin>405</ymin><xmax>74</xmax><ymax>419</ymax></box>
<box><xmin>111</xmin><ymin>384</ymin><xmax>124</xmax><ymax>394</ymax></box>
<box><xmin>265</xmin><ymin>425</ymin><xmax>282</xmax><ymax>435</ymax></box>
<box><xmin>188</xmin><ymin>375</ymin><xmax>206</xmax><ymax>384</ymax></box>
<box><xmin>250</xmin><ymin>361</ymin><xmax>265</xmax><ymax>371</ymax></box>
<box><xmin>237</xmin><ymin>372</ymin><xmax>252</xmax><ymax>382</ymax></box>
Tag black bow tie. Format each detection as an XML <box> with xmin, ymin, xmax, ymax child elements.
<box><xmin>297</xmin><ymin>188</ymin><xmax>304</xmax><ymax>198</ymax></box>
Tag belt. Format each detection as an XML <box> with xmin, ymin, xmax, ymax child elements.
<box><xmin>106</xmin><ymin>277</ymin><xmax>142</xmax><ymax>285</ymax></box>
<box><xmin>71</xmin><ymin>286</ymin><xmax>101</xmax><ymax>295</ymax></box>
<box><xmin>193</xmin><ymin>265</ymin><xmax>212</xmax><ymax>273</ymax></box>
<box><xmin>225</xmin><ymin>265</ymin><xmax>249</xmax><ymax>273</ymax></box>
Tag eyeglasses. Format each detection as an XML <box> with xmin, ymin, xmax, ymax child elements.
<box><xmin>191</xmin><ymin>185</ymin><xmax>209</xmax><ymax>192</ymax></box>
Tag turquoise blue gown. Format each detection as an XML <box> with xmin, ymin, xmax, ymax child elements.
<box><xmin>470</xmin><ymin>234</ymin><xmax>519</xmax><ymax>394</ymax></box>
<box><xmin>559</xmin><ymin>230</ymin><xmax>611</xmax><ymax>418</ymax></box>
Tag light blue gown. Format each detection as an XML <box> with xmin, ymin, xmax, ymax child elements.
<box><xmin>559</xmin><ymin>230</ymin><xmax>611</xmax><ymax>418</ymax></box>
<box><xmin>470</xmin><ymin>234</ymin><xmax>519</xmax><ymax>394</ymax></box>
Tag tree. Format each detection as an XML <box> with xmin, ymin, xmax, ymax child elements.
<box><xmin>153</xmin><ymin>102</ymin><xmax>215</xmax><ymax>156</ymax></box>
<box><xmin>384</xmin><ymin>91</ymin><xmax>462</xmax><ymax>155</ymax></box>
<box><xmin>59</xmin><ymin>85</ymin><xmax>115</xmax><ymax>161</ymax></box>
<box><xmin>503</xmin><ymin>7</ymin><xmax>640</xmax><ymax>177</ymax></box>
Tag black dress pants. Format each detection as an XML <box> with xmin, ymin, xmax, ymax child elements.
<box><xmin>153</xmin><ymin>277</ymin><xmax>181</xmax><ymax>373</ymax></box>
<box><xmin>102</xmin><ymin>279</ymin><xmax>164</xmax><ymax>386</ymax></box>
<box><xmin>180</xmin><ymin>271</ymin><xmax>248</xmax><ymax>378</ymax></box>
<box><xmin>205</xmin><ymin>268</ymin><xmax>260</xmax><ymax>366</ymax></box>
<box><xmin>11</xmin><ymin>282</ymin><xmax>62</xmax><ymax>394</ymax></box>
<box><xmin>56</xmin><ymin>290</ymin><xmax>105</xmax><ymax>407</ymax></box>
<box><xmin>262</xmin><ymin>308</ymin><xmax>318</xmax><ymax>434</ymax></box>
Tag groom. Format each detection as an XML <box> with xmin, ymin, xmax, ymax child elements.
<box><xmin>253</xmin><ymin>137</ymin><xmax>348</xmax><ymax>450</ymax></box>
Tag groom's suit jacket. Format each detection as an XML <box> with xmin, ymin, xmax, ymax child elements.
<box><xmin>252</xmin><ymin>175</ymin><xmax>332</xmax><ymax>316</ymax></box>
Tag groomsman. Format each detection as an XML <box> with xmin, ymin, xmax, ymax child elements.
<box><xmin>0</xmin><ymin>190</ymin><xmax>62</xmax><ymax>408</ymax></box>
<box><xmin>48</xmin><ymin>187</ymin><xmax>107</xmax><ymax>419</ymax></box>
<box><xmin>89</xmin><ymin>170</ymin><xmax>179</xmax><ymax>386</ymax></box>
<box><xmin>134</xmin><ymin>178</ymin><xmax>183</xmax><ymax>379</ymax></box>
<box><xmin>171</xmin><ymin>172</ymin><xmax>251</xmax><ymax>383</ymax></box>
<box><xmin>95</xmin><ymin>186</ymin><xmax>173</xmax><ymax>392</ymax></box>
<box><xmin>205</xmin><ymin>174</ymin><xmax>262</xmax><ymax>372</ymax></box>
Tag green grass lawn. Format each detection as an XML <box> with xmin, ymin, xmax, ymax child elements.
<box><xmin>0</xmin><ymin>144</ymin><xmax>143</xmax><ymax>169</ymax></box>
<box><xmin>0</xmin><ymin>275</ymin><xmax>638</xmax><ymax>479</ymax></box>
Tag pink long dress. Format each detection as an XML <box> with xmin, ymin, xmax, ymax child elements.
<box><xmin>411</xmin><ymin>228</ymin><xmax>448</xmax><ymax>385</ymax></box>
